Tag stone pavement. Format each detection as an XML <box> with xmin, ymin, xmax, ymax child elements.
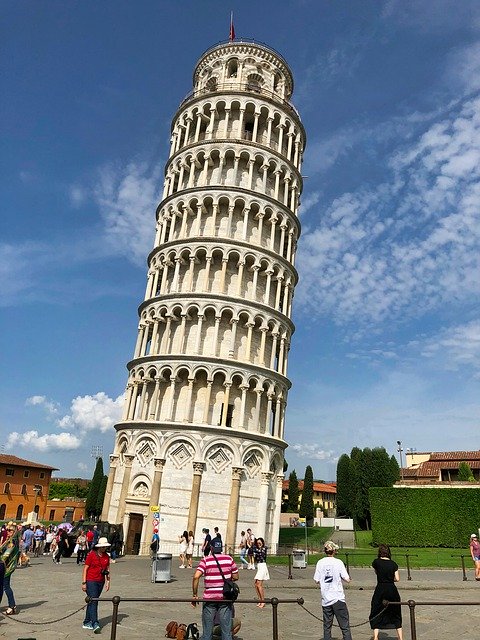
<box><xmin>1</xmin><ymin>554</ymin><xmax>480</xmax><ymax>639</ymax></box>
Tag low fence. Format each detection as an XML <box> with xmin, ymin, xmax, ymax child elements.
<box><xmin>385</xmin><ymin>599</ymin><xmax>480</xmax><ymax>640</ymax></box>
<box><xmin>87</xmin><ymin>595</ymin><xmax>304</xmax><ymax>640</ymax></box>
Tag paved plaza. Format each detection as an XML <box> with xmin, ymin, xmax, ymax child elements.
<box><xmin>1</xmin><ymin>554</ymin><xmax>480</xmax><ymax>639</ymax></box>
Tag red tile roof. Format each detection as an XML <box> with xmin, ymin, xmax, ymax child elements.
<box><xmin>282</xmin><ymin>479</ymin><xmax>336</xmax><ymax>494</ymax></box>
<box><xmin>0</xmin><ymin>454</ymin><xmax>58</xmax><ymax>471</ymax></box>
<box><xmin>429</xmin><ymin>451</ymin><xmax>480</xmax><ymax>461</ymax></box>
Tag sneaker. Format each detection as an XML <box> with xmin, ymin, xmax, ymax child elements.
<box><xmin>83</xmin><ymin>622</ymin><xmax>94</xmax><ymax>630</ymax></box>
<box><xmin>93</xmin><ymin>622</ymin><xmax>101</xmax><ymax>634</ymax></box>
<box><xmin>179</xmin><ymin>565</ymin><xmax>185</xmax><ymax>568</ymax></box>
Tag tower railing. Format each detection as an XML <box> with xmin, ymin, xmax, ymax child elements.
<box><xmin>178</xmin><ymin>82</ymin><xmax>301</xmax><ymax>118</ymax></box>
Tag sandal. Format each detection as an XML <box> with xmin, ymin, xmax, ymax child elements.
<box><xmin>5</xmin><ymin>607</ymin><xmax>17</xmax><ymax>615</ymax></box>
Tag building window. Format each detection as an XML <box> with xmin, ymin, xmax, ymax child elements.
<box><xmin>4</xmin><ymin>483</ymin><xmax>10</xmax><ymax>494</ymax></box>
<box><xmin>0</xmin><ymin>504</ymin><xmax>5</xmax><ymax>519</ymax></box>
<box><xmin>21</xmin><ymin>484</ymin><xmax>27</xmax><ymax>496</ymax></box>
<box><xmin>49</xmin><ymin>509</ymin><xmax>55</xmax><ymax>520</ymax></box>
<box><xmin>5</xmin><ymin>468</ymin><xmax>14</xmax><ymax>477</ymax></box>
<box><xmin>34</xmin><ymin>505</ymin><xmax>40</xmax><ymax>515</ymax></box>
<box><xmin>23</xmin><ymin>470</ymin><xmax>30</xmax><ymax>478</ymax></box>
<box><xmin>39</xmin><ymin>472</ymin><xmax>45</xmax><ymax>479</ymax></box>
<box><xmin>16</xmin><ymin>505</ymin><xmax>23</xmax><ymax>520</ymax></box>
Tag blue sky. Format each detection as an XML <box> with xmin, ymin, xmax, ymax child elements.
<box><xmin>2</xmin><ymin>0</ymin><xmax>479</xmax><ymax>481</ymax></box>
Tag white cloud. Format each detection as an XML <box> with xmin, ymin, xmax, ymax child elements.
<box><xmin>26</xmin><ymin>395</ymin><xmax>59</xmax><ymax>415</ymax></box>
<box><xmin>297</xmin><ymin>95</ymin><xmax>480</xmax><ymax>327</ymax></box>
<box><xmin>6</xmin><ymin>392</ymin><xmax>124</xmax><ymax>455</ymax></box>
<box><xmin>290</xmin><ymin>443</ymin><xmax>337</xmax><ymax>462</ymax></box>
<box><xmin>421</xmin><ymin>320</ymin><xmax>480</xmax><ymax>374</ymax></box>
<box><xmin>69</xmin><ymin>184</ymin><xmax>88</xmax><ymax>208</ymax></box>
<box><xmin>6</xmin><ymin>430</ymin><xmax>81</xmax><ymax>452</ymax></box>
<box><xmin>57</xmin><ymin>392</ymin><xmax>124</xmax><ymax>433</ymax></box>
<box><xmin>94</xmin><ymin>161</ymin><xmax>161</xmax><ymax>266</ymax></box>
<box><xmin>299</xmin><ymin>190</ymin><xmax>321</xmax><ymax>217</ymax></box>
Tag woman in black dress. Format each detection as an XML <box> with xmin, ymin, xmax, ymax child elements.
<box><xmin>369</xmin><ymin>544</ymin><xmax>402</xmax><ymax>640</ymax></box>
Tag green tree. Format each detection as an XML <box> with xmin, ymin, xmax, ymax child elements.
<box><xmin>458</xmin><ymin>461</ymin><xmax>475</xmax><ymax>482</ymax></box>
<box><xmin>85</xmin><ymin>457</ymin><xmax>104</xmax><ymax>519</ymax></box>
<box><xmin>287</xmin><ymin>469</ymin><xmax>299</xmax><ymax>512</ymax></box>
<box><xmin>336</xmin><ymin>454</ymin><xmax>354</xmax><ymax>518</ymax></box>
<box><xmin>96</xmin><ymin>475</ymin><xmax>108</xmax><ymax>516</ymax></box>
<box><xmin>48</xmin><ymin>481</ymin><xmax>89</xmax><ymax>499</ymax></box>
<box><xmin>299</xmin><ymin>465</ymin><xmax>315</xmax><ymax>524</ymax></box>
<box><xmin>337</xmin><ymin>446</ymin><xmax>400</xmax><ymax>530</ymax></box>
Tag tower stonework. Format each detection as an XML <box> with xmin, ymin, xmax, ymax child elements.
<box><xmin>103</xmin><ymin>39</ymin><xmax>305</xmax><ymax>554</ymax></box>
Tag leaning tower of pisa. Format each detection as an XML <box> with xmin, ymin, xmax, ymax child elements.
<box><xmin>102</xmin><ymin>38</ymin><xmax>305</xmax><ymax>554</ymax></box>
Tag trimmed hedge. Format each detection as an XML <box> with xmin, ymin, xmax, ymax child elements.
<box><xmin>370</xmin><ymin>487</ymin><xmax>480</xmax><ymax>547</ymax></box>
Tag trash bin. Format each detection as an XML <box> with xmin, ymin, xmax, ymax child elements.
<box><xmin>292</xmin><ymin>549</ymin><xmax>307</xmax><ymax>568</ymax></box>
<box><xmin>152</xmin><ymin>552</ymin><xmax>172</xmax><ymax>582</ymax></box>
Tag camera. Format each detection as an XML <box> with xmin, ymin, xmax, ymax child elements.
<box><xmin>101</xmin><ymin>569</ymin><xmax>110</xmax><ymax>577</ymax></box>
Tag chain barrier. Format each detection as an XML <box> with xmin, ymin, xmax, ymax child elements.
<box><xmin>0</xmin><ymin>603</ymin><xmax>86</xmax><ymax>625</ymax></box>
<box><xmin>298</xmin><ymin>601</ymin><xmax>391</xmax><ymax>629</ymax></box>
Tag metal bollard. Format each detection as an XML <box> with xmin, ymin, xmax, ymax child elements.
<box><xmin>408</xmin><ymin>599</ymin><xmax>417</xmax><ymax>640</ymax></box>
<box><xmin>110</xmin><ymin>595</ymin><xmax>121</xmax><ymax>640</ymax></box>
<box><xmin>288</xmin><ymin>553</ymin><xmax>293</xmax><ymax>579</ymax></box>
<box><xmin>345</xmin><ymin>552</ymin><xmax>350</xmax><ymax>574</ymax></box>
<box><xmin>405</xmin><ymin>554</ymin><xmax>412</xmax><ymax>581</ymax></box>
<box><xmin>460</xmin><ymin>555</ymin><xmax>468</xmax><ymax>581</ymax></box>
<box><xmin>271</xmin><ymin>597</ymin><xmax>279</xmax><ymax>640</ymax></box>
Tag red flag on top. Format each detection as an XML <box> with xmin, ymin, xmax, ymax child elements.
<box><xmin>229</xmin><ymin>12</ymin><xmax>235</xmax><ymax>41</ymax></box>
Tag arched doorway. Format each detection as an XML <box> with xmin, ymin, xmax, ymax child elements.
<box><xmin>125</xmin><ymin>513</ymin><xmax>144</xmax><ymax>555</ymax></box>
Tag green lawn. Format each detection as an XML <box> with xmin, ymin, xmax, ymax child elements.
<box><xmin>274</xmin><ymin>528</ymin><xmax>472</xmax><ymax>569</ymax></box>
<box><xmin>278</xmin><ymin>526</ymin><xmax>333</xmax><ymax>548</ymax></box>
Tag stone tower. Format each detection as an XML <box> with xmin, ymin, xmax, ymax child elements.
<box><xmin>102</xmin><ymin>38</ymin><xmax>305</xmax><ymax>554</ymax></box>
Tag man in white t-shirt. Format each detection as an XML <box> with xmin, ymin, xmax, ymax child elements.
<box><xmin>313</xmin><ymin>540</ymin><xmax>352</xmax><ymax>640</ymax></box>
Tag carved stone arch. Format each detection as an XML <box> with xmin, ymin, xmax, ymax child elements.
<box><xmin>269</xmin><ymin>450</ymin><xmax>284</xmax><ymax>474</ymax></box>
<box><xmin>116</xmin><ymin>434</ymin><xmax>131</xmax><ymax>461</ymax></box>
<box><xmin>133</xmin><ymin>434</ymin><xmax>158</xmax><ymax>467</ymax></box>
<box><xmin>163</xmin><ymin>437</ymin><xmax>197</xmax><ymax>469</ymax></box>
<box><xmin>242</xmin><ymin>446</ymin><xmax>265</xmax><ymax>477</ymax></box>
<box><xmin>204</xmin><ymin>441</ymin><xmax>236</xmax><ymax>474</ymax></box>
<box><xmin>157</xmin><ymin>364</ymin><xmax>174</xmax><ymax>380</ymax></box>
<box><xmin>130</xmin><ymin>474</ymin><xmax>151</xmax><ymax>498</ymax></box>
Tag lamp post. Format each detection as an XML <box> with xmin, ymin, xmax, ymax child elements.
<box><xmin>33</xmin><ymin>484</ymin><xmax>42</xmax><ymax>521</ymax></box>
<box><xmin>397</xmin><ymin>441</ymin><xmax>404</xmax><ymax>481</ymax></box>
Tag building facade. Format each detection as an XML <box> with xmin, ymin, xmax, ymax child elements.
<box><xmin>400</xmin><ymin>450</ymin><xmax>480</xmax><ymax>484</ymax></box>
<box><xmin>282</xmin><ymin>479</ymin><xmax>337</xmax><ymax>515</ymax></box>
<box><xmin>102</xmin><ymin>38</ymin><xmax>305</xmax><ymax>554</ymax></box>
<box><xmin>0</xmin><ymin>454</ymin><xmax>57</xmax><ymax>522</ymax></box>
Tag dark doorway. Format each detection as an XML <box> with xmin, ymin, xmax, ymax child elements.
<box><xmin>125</xmin><ymin>513</ymin><xmax>144</xmax><ymax>555</ymax></box>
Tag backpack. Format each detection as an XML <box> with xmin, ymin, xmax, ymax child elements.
<box><xmin>211</xmin><ymin>537</ymin><xmax>223</xmax><ymax>553</ymax></box>
<box><xmin>186</xmin><ymin>623</ymin><xmax>199</xmax><ymax>640</ymax></box>
<box><xmin>166</xmin><ymin>621</ymin><xmax>187</xmax><ymax>640</ymax></box>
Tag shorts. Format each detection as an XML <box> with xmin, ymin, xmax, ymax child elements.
<box><xmin>473</xmin><ymin>555</ymin><xmax>480</xmax><ymax>561</ymax></box>
<box><xmin>254</xmin><ymin>563</ymin><xmax>270</xmax><ymax>581</ymax></box>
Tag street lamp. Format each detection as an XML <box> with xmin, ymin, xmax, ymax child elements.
<box><xmin>397</xmin><ymin>441</ymin><xmax>404</xmax><ymax>481</ymax></box>
<box><xmin>33</xmin><ymin>484</ymin><xmax>42</xmax><ymax>520</ymax></box>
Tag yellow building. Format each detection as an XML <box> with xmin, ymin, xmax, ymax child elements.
<box><xmin>282</xmin><ymin>479</ymin><xmax>336</xmax><ymax>514</ymax></box>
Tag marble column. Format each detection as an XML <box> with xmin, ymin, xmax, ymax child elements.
<box><xmin>187</xmin><ymin>462</ymin><xmax>205</xmax><ymax>534</ymax></box>
<box><xmin>256</xmin><ymin>472</ymin><xmax>273</xmax><ymax>539</ymax></box>
<box><xmin>101</xmin><ymin>454</ymin><xmax>119</xmax><ymax>521</ymax></box>
<box><xmin>117</xmin><ymin>454</ymin><xmax>135</xmax><ymax>523</ymax></box>
<box><xmin>225</xmin><ymin>467</ymin><xmax>243</xmax><ymax>554</ymax></box>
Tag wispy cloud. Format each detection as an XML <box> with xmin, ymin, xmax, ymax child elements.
<box><xmin>289</xmin><ymin>443</ymin><xmax>337</xmax><ymax>463</ymax></box>
<box><xmin>6</xmin><ymin>431</ymin><xmax>81</xmax><ymax>452</ymax></box>
<box><xmin>421</xmin><ymin>320</ymin><xmax>480</xmax><ymax>376</ymax></box>
<box><xmin>26</xmin><ymin>395</ymin><xmax>59</xmax><ymax>416</ymax></box>
<box><xmin>297</xmin><ymin>95</ymin><xmax>480</xmax><ymax>327</ymax></box>
<box><xmin>94</xmin><ymin>161</ymin><xmax>161</xmax><ymax>266</ymax></box>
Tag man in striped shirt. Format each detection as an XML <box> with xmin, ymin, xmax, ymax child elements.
<box><xmin>192</xmin><ymin>545</ymin><xmax>239</xmax><ymax>640</ymax></box>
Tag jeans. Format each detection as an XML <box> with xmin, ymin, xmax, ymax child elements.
<box><xmin>3</xmin><ymin>574</ymin><xmax>15</xmax><ymax>608</ymax></box>
<box><xmin>239</xmin><ymin>548</ymin><xmax>248</xmax><ymax>567</ymax></box>
<box><xmin>77</xmin><ymin>549</ymin><xmax>86</xmax><ymax>564</ymax></box>
<box><xmin>201</xmin><ymin>601</ymin><xmax>232</xmax><ymax>640</ymax></box>
<box><xmin>84</xmin><ymin>580</ymin><xmax>104</xmax><ymax>625</ymax></box>
<box><xmin>322</xmin><ymin>600</ymin><xmax>352</xmax><ymax>640</ymax></box>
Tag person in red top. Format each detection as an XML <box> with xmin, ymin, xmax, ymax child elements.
<box><xmin>86</xmin><ymin>528</ymin><xmax>94</xmax><ymax>551</ymax></box>
<box><xmin>81</xmin><ymin>536</ymin><xmax>111</xmax><ymax>634</ymax></box>
<box><xmin>192</xmin><ymin>545</ymin><xmax>238</xmax><ymax>640</ymax></box>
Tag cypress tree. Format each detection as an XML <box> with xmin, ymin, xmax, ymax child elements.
<box><xmin>288</xmin><ymin>469</ymin><xmax>299</xmax><ymax>512</ymax></box>
<box><xmin>336</xmin><ymin>453</ymin><xmax>354</xmax><ymax>517</ymax></box>
<box><xmin>86</xmin><ymin>457</ymin><xmax>104</xmax><ymax>519</ymax></box>
<box><xmin>96</xmin><ymin>475</ymin><xmax>108</xmax><ymax>517</ymax></box>
<box><xmin>299</xmin><ymin>465</ymin><xmax>315</xmax><ymax>524</ymax></box>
